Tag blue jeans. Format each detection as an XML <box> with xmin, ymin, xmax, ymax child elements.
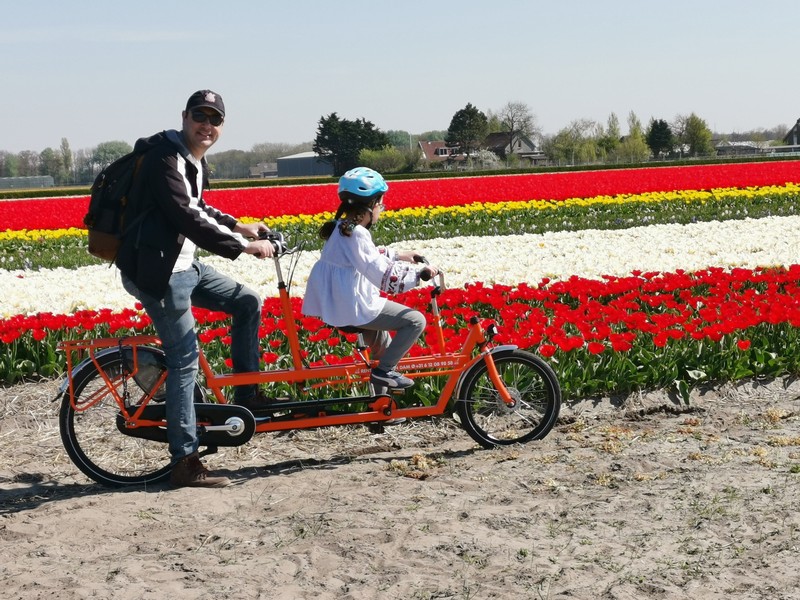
<box><xmin>122</xmin><ymin>261</ymin><xmax>262</xmax><ymax>463</ymax></box>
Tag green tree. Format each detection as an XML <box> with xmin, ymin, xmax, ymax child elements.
<box><xmin>646</xmin><ymin>119</ymin><xmax>674</xmax><ymax>158</ymax></box>
<box><xmin>91</xmin><ymin>141</ymin><xmax>133</xmax><ymax>172</ymax></box>
<box><xmin>60</xmin><ymin>138</ymin><xmax>73</xmax><ymax>184</ymax></box>
<box><xmin>683</xmin><ymin>113</ymin><xmax>715</xmax><ymax>156</ymax></box>
<box><xmin>385</xmin><ymin>130</ymin><xmax>415</xmax><ymax>151</ymax></box>
<box><xmin>16</xmin><ymin>150</ymin><xmax>40</xmax><ymax>176</ymax></box>
<box><xmin>486</xmin><ymin>111</ymin><xmax>503</xmax><ymax>133</ymax></box>
<box><xmin>597</xmin><ymin>113</ymin><xmax>621</xmax><ymax>160</ymax></box>
<box><xmin>615</xmin><ymin>111</ymin><xmax>651</xmax><ymax>163</ymax></box>
<box><xmin>207</xmin><ymin>149</ymin><xmax>251</xmax><ymax>179</ymax></box>
<box><xmin>541</xmin><ymin>119</ymin><xmax>597</xmax><ymax>165</ymax></box>
<box><xmin>313</xmin><ymin>112</ymin><xmax>389</xmax><ymax>176</ymax></box>
<box><xmin>72</xmin><ymin>148</ymin><xmax>94</xmax><ymax>185</ymax></box>
<box><xmin>358</xmin><ymin>146</ymin><xmax>407</xmax><ymax>173</ymax></box>
<box><xmin>0</xmin><ymin>151</ymin><xmax>19</xmax><ymax>177</ymax></box>
<box><xmin>39</xmin><ymin>147</ymin><xmax>63</xmax><ymax>183</ymax></box>
<box><xmin>445</xmin><ymin>103</ymin><xmax>488</xmax><ymax>156</ymax></box>
<box><xmin>417</xmin><ymin>130</ymin><xmax>448</xmax><ymax>142</ymax></box>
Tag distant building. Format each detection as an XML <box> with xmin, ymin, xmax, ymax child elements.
<box><xmin>249</xmin><ymin>162</ymin><xmax>277</xmax><ymax>178</ymax></box>
<box><xmin>714</xmin><ymin>140</ymin><xmax>761</xmax><ymax>156</ymax></box>
<box><xmin>0</xmin><ymin>175</ymin><xmax>54</xmax><ymax>189</ymax></box>
<box><xmin>482</xmin><ymin>132</ymin><xmax>546</xmax><ymax>165</ymax></box>
<box><xmin>276</xmin><ymin>152</ymin><xmax>334</xmax><ymax>178</ymax></box>
<box><xmin>418</xmin><ymin>134</ymin><xmax>547</xmax><ymax>168</ymax></box>
<box><xmin>755</xmin><ymin>118</ymin><xmax>800</xmax><ymax>155</ymax></box>
<box><xmin>417</xmin><ymin>141</ymin><xmax>465</xmax><ymax>166</ymax></box>
<box><xmin>783</xmin><ymin>118</ymin><xmax>800</xmax><ymax>145</ymax></box>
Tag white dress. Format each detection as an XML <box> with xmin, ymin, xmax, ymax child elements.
<box><xmin>302</xmin><ymin>223</ymin><xmax>419</xmax><ymax>327</ymax></box>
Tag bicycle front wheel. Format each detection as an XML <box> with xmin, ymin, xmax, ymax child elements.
<box><xmin>59</xmin><ymin>348</ymin><xmax>199</xmax><ymax>487</ymax></box>
<box><xmin>455</xmin><ymin>349</ymin><xmax>561</xmax><ymax>448</ymax></box>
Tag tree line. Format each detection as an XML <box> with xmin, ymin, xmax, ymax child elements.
<box><xmin>0</xmin><ymin>103</ymin><xmax>790</xmax><ymax>184</ymax></box>
<box><xmin>0</xmin><ymin>139</ymin><xmax>314</xmax><ymax>186</ymax></box>
<box><xmin>311</xmin><ymin>103</ymin><xmax>784</xmax><ymax>176</ymax></box>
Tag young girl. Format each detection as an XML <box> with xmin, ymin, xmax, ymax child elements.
<box><xmin>302</xmin><ymin>167</ymin><xmax>438</xmax><ymax>389</ymax></box>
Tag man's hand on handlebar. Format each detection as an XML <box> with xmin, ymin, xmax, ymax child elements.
<box><xmin>244</xmin><ymin>239</ymin><xmax>275</xmax><ymax>260</ymax></box>
<box><xmin>235</xmin><ymin>222</ymin><xmax>275</xmax><ymax>259</ymax></box>
<box><xmin>243</xmin><ymin>230</ymin><xmax>288</xmax><ymax>259</ymax></box>
<box><xmin>234</xmin><ymin>221</ymin><xmax>270</xmax><ymax>239</ymax></box>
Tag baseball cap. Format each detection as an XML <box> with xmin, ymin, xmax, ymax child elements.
<box><xmin>185</xmin><ymin>90</ymin><xmax>225</xmax><ymax>117</ymax></box>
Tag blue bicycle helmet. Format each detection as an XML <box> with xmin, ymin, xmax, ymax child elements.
<box><xmin>338</xmin><ymin>167</ymin><xmax>388</xmax><ymax>205</ymax></box>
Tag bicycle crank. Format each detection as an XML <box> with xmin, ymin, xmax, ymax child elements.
<box><xmin>116</xmin><ymin>403</ymin><xmax>257</xmax><ymax>447</ymax></box>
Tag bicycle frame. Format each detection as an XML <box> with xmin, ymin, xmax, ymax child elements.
<box><xmin>58</xmin><ymin>252</ymin><xmax>518</xmax><ymax>435</ymax></box>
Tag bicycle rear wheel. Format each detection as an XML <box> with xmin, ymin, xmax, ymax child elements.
<box><xmin>456</xmin><ymin>349</ymin><xmax>561</xmax><ymax>448</ymax></box>
<box><xmin>59</xmin><ymin>347</ymin><xmax>201</xmax><ymax>487</ymax></box>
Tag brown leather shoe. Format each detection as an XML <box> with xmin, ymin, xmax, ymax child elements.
<box><xmin>170</xmin><ymin>452</ymin><xmax>230</xmax><ymax>488</ymax></box>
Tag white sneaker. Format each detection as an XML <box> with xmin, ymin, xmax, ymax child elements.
<box><xmin>370</xmin><ymin>368</ymin><xmax>414</xmax><ymax>389</ymax></box>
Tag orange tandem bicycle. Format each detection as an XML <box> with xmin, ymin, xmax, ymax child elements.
<box><xmin>55</xmin><ymin>233</ymin><xmax>561</xmax><ymax>487</ymax></box>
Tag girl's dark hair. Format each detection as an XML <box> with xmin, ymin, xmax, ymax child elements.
<box><xmin>318</xmin><ymin>202</ymin><xmax>372</xmax><ymax>240</ymax></box>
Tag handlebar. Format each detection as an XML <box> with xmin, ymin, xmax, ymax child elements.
<box><xmin>414</xmin><ymin>254</ymin><xmax>444</xmax><ymax>290</ymax></box>
<box><xmin>258</xmin><ymin>230</ymin><xmax>289</xmax><ymax>255</ymax></box>
<box><xmin>414</xmin><ymin>254</ymin><xmax>433</xmax><ymax>281</ymax></box>
<box><xmin>262</xmin><ymin>234</ymin><xmax>442</xmax><ymax>290</ymax></box>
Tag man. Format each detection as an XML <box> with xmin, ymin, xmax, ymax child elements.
<box><xmin>116</xmin><ymin>90</ymin><xmax>275</xmax><ymax>488</ymax></box>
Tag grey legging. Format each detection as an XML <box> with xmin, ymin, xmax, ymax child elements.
<box><xmin>355</xmin><ymin>299</ymin><xmax>426</xmax><ymax>371</ymax></box>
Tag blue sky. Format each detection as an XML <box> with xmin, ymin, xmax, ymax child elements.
<box><xmin>2</xmin><ymin>0</ymin><xmax>797</xmax><ymax>154</ymax></box>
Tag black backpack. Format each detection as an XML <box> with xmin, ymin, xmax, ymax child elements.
<box><xmin>84</xmin><ymin>150</ymin><xmax>149</xmax><ymax>262</ymax></box>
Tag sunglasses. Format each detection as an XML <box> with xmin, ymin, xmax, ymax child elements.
<box><xmin>190</xmin><ymin>110</ymin><xmax>224</xmax><ymax>127</ymax></box>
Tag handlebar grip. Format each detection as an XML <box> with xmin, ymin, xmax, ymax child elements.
<box><xmin>258</xmin><ymin>230</ymin><xmax>288</xmax><ymax>254</ymax></box>
<box><xmin>413</xmin><ymin>254</ymin><xmax>428</xmax><ymax>265</ymax></box>
<box><xmin>419</xmin><ymin>267</ymin><xmax>433</xmax><ymax>281</ymax></box>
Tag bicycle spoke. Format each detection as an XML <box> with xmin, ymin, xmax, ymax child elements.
<box><xmin>60</xmin><ymin>349</ymin><xmax>175</xmax><ymax>486</ymax></box>
<box><xmin>456</xmin><ymin>350</ymin><xmax>561</xmax><ymax>448</ymax></box>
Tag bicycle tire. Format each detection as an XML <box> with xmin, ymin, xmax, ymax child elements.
<box><xmin>455</xmin><ymin>349</ymin><xmax>561</xmax><ymax>448</ymax></box>
<box><xmin>59</xmin><ymin>347</ymin><xmax>203</xmax><ymax>487</ymax></box>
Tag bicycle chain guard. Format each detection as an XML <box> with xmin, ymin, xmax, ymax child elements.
<box><xmin>116</xmin><ymin>403</ymin><xmax>257</xmax><ymax>447</ymax></box>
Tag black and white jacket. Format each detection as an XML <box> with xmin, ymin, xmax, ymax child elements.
<box><xmin>116</xmin><ymin>130</ymin><xmax>247</xmax><ymax>300</ymax></box>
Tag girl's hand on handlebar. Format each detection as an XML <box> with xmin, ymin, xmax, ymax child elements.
<box><xmin>395</xmin><ymin>250</ymin><xmax>426</xmax><ymax>263</ymax></box>
<box><xmin>418</xmin><ymin>265</ymin><xmax>440</xmax><ymax>281</ymax></box>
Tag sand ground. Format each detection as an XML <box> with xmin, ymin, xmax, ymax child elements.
<box><xmin>2</xmin><ymin>377</ymin><xmax>799</xmax><ymax>600</ymax></box>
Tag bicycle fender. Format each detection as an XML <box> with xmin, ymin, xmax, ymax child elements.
<box><xmin>53</xmin><ymin>345</ymin><xmax>165</xmax><ymax>403</ymax></box>
<box><xmin>53</xmin><ymin>347</ymin><xmax>123</xmax><ymax>403</ymax></box>
<box><xmin>453</xmin><ymin>345</ymin><xmax>518</xmax><ymax>400</ymax></box>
